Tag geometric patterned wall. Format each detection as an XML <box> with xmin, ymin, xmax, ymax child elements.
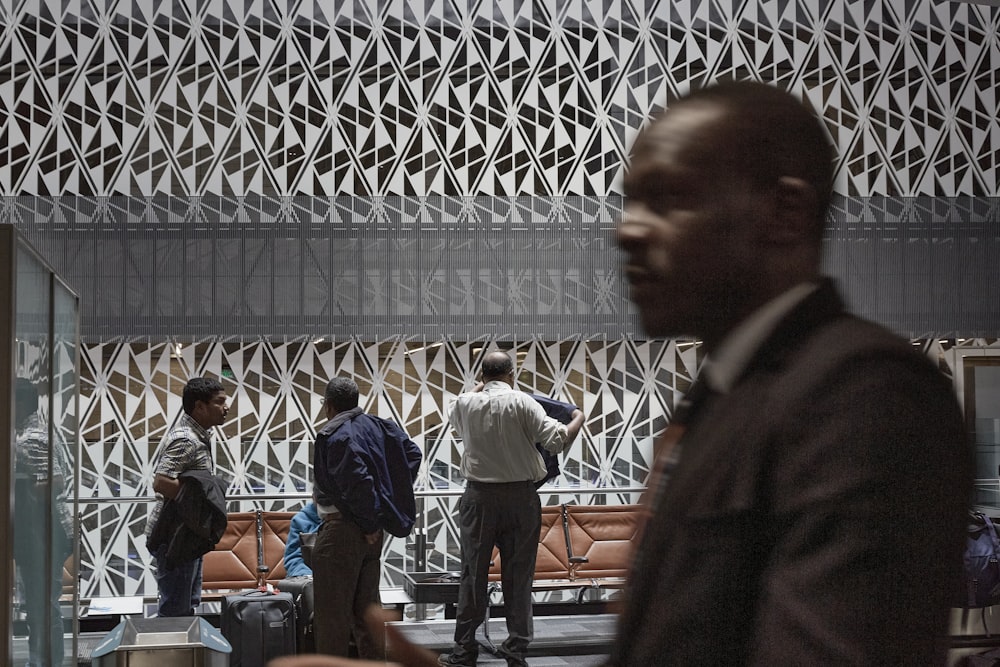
<box><xmin>77</xmin><ymin>336</ymin><xmax>702</xmax><ymax>597</ymax></box>
<box><xmin>0</xmin><ymin>1</ymin><xmax>997</xmax><ymax>196</ymax></box>
<box><xmin>1</xmin><ymin>0</ymin><xmax>997</xmax><ymax>598</ymax></box>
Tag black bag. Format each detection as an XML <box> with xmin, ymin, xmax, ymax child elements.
<box><xmin>299</xmin><ymin>531</ymin><xmax>317</xmax><ymax>569</ymax></box>
<box><xmin>277</xmin><ymin>576</ymin><xmax>315</xmax><ymax>653</ymax></box>
<box><xmin>960</xmin><ymin>512</ymin><xmax>1000</xmax><ymax>609</ymax></box>
<box><xmin>221</xmin><ymin>590</ymin><xmax>297</xmax><ymax>666</ymax></box>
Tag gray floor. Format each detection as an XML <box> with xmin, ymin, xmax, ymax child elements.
<box><xmin>390</xmin><ymin>614</ymin><xmax>615</xmax><ymax>664</ymax></box>
<box><xmin>66</xmin><ymin>614</ymin><xmax>614</xmax><ymax>666</ymax></box>
<box><xmin>41</xmin><ymin>605</ymin><xmax>1000</xmax><ymax>666</ymax></box>
<box><xmin>10</xmin><ymin>634</ymin><xmax>78</xmax><ymax>666</ymax></box>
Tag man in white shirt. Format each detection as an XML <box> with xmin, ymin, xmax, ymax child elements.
<box><xmin>438</xmin><ymin>351</ymin><xmax>584</xmax><ymax>667</ymax></box>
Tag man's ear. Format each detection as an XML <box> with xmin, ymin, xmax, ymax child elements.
<box><xmin>766</xmin><ymin>176</ymin><xmax>817</xmax><ymax>245</ymax></box>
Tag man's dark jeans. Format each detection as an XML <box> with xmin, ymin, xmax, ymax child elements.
<box><xmin>152</xmin><ymin>543</ymin><xmax>203</xmax><ymax>616</ymax></box>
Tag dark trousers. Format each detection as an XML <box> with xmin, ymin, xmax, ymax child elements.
<box><xmin>312</xmin><ymin>516</ymin><xmax>384</xmax><ymax>658</ymax></box>
<box><xmin>17</xmin><ymin>544</ymin><xmax>66</xmax><ymax>667</ymax></box>
<box><xmin>452</xmin><ymin>481</ymin><xmax>541</xmax><ymax>661</ymax></box>
<box><xmin>15</xmin><ymin>521</ymin><xmax>68</xmax><ymax>667</ymax></box>
<box><xmin>152</xmin><ymin>544</ymin><xmax>203</xmax><ymax>616</ymax></box>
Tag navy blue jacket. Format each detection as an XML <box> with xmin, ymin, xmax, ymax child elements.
<box><xmin>530</xmin><ymin>394</ymin><xmax>580</xmax><ymax>487</ymax></box>
<box><xmin>314</xmin><ymin>412</ymin><xmax>421</xmax><ymax>537</ymax></box>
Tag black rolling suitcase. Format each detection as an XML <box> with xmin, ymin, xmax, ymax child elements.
<box><xmin>222</xmin><ymin>514</ymin><xmax>297</xmax><ymax>667</ymax></box>
<box><xmin>221</xmin><ymin>588</ymin><xmax>297</xmax><ymax>666</ymax></box>
<box><xmin>277</xmin><ymin>576</ymin><xmax>315</xmax><ymax>653</ymax></box>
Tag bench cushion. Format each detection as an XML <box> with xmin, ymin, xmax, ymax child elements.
<box><xmin>260</xmin><ymin>511</ymin><xmax>294</xmax><ymax>582</ymax></box>
<box><xmin>488</xmin><ymin>505</ymin><xmax>567</xmax><ymax>581</ymax></box>
<box><xmin>565</xmin><ymin>504</ymin><xmax>639</xmax><ymax>580</ymax></box>
<box><xmin>202</xmin><ymin>511</ymin><xmax>259</xmax><ymax>590</ymax></box>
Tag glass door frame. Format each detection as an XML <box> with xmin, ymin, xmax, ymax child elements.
<box><xmin>1</xmin><ymin>226</ymin><xmax>81</xmax><ymax>666</ymax></box>
<box><xmin>951</xmin><ymin>345</ymin><xmax>1000</xmax><ymax>514</ymax></box>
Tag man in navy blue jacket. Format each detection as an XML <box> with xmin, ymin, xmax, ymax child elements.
<box><xmin>312</xmin><ymin>376</ymin><xmax>422</xmax><ymax>659</ymax></box>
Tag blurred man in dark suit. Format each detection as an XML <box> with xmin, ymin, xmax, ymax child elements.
<box><xmin>268</xmin><ymin>80</ymin><xmax>973</xmax><ymax>667</ymax></box>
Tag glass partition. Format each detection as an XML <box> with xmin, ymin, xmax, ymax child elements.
<box><xmin>966</xmin><ymin>355</ymin><xmax>1000</xmax><ymax>511</ymax></box>
<box><xmin>2</xmin><ymin>227</ymin><xmax>79</xmax><ymax>666</ymax></box>
<box><xmin>52</xmin><ymin>274</ymin><xmax>80</xmax><ymax>665</ymax></box>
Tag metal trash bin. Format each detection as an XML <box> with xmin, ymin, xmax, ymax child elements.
<box><xmin>91</xmin><ymin>616</ymin><xmax>231</xmax><ymax>667</ymax></box>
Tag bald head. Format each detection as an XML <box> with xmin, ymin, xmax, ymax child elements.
<box><xmin>481</xmin><ymin>352</ymin><xmax>514</xmax><ymax>382</ymax></box>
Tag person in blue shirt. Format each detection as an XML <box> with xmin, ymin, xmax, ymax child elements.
<box><xmin>284</xmin><ymin>500</ymin><xmax>322</xmax><ymax>578</ymax></box>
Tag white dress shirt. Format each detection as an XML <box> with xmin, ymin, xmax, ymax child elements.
<box><xmin>449</xmin><ymin>381</ymin><xmax>570</xmax><ymax>483</ymax></box>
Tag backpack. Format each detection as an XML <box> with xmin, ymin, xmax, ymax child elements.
<box><xmin>960</xmin><ymin>511</ymin><xmax>1000</xmax><ymax>609</ymax></box>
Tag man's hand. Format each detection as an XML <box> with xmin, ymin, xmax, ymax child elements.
<box><xmin>565</xmin><ymin>409</ymin><xmax>585</xmax><ymax>445</ymax></box>
<box><xmin>268</xmin><ymin>606</ymin><xmax>439</xmax><ymax>667</ymax></box>
<box><xmin>364</xmin><ymin>531</ymin><xmax>381</xmax><ymax>545</ymax></box>
<box><xmin>152</xmin><ymin>473</ymin><xmax>182</xmax><ymax>499</ymax></box>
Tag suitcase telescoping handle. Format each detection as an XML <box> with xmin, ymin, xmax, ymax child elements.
<box><xmin>256</xmin><ymin>564</ymin><xmax>270</xmax><ymax>591</ymax></box>
<box><xmin>255</xmin><ymin>508</ymin><xmax>270</xmax><ymax>591</ymax></box>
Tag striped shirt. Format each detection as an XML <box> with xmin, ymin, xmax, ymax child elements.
<box><xmin>144</xmin><ymin>412</ymin><xmax>215</xmax><ymax>539</ymax></box>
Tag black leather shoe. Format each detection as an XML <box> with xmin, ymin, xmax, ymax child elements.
<box><xmin>438</xmin><ymin>653</ymin><xmax>477</xmax><ymax>667</ymax></box>
<box><xmin>497</xmin><ymin>647</ymin><xmax>528</xmax><ymax>667</ymax></box>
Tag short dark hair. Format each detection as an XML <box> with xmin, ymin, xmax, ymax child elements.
<box><xmin>14</xmin><ymin>378</ymin><xmax>37</xmax><ymax>419</ymax></box>
<box><xmin>182</xmin><ymin>377</ymin><xmax>225</xmax><ymax>415</ymax></box>
<box><xmin>324</xmin><ymin>377</ymin><xmax>360</xmax><ymax>411</ymax></box>
<box><xmin>481</xmin><ymin>352</ymin><xmax>514</xmax><ymax>380</ymax></box>
<box><xmin>675</xmin><ymin>81</ymin><xmax>835</xmax><ymax>237</ymax></box>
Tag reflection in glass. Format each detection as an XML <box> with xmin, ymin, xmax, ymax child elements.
<box><xmin>12</xmin><ymin>246</ymin><xmax>74</xmax><ymax>667</ymax></box>
<box><xmin>13</xmin><ymin>379</ymin><xmax>71</xmax><ymax>667</ymax></box>
<box><xmin>968</xmin><ymin>358</ymin><xmax>1000</xmax><ymax>511</ymax></box>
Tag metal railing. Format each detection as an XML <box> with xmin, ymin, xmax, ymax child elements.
<box><xmin>73</xmin><ymin>485</ymin><xmax>646</xmax><ymax>599</ymax></box>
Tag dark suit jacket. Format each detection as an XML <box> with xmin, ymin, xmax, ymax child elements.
<box><xmin>530</xmin><ymin>394</ymin><xmax>580</xmax><ymax>487</ymax></box>
<box><xmin>146</xmin><ymin>469</ymin><xmax>228</xmax><ymax>570</ymax></box>
<box><xmin>611</xmin><ymin>280</ymin><xmax>972</xmax><ymax>666</ymax></box>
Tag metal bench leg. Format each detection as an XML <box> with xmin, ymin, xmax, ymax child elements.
<box><xmin>480</xmin><ymin>583</ymin><xmax>501</xmax><ymax>656</ymax></box>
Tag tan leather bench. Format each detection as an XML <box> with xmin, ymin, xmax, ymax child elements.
<box><xmin>561</xmin><ymin>503</ymin><xmax>639</xmax><ymax>602</ymax></box>
<box><xmin>481</xmin><ymin>503</ymin><xmax>639</xmax><ymax>599</ymax></box>
<box><xmin>564</xmin><ymin>504</ymin><xmax>638</xmax><ymax>582</ymax></box>
<box><xmin>201</xmin><ymin>510</ymin><xmax>294</xmax><ymax>595</ymax></box>
<box><xmin>205</xmin><ymin>505</ymin><xmax>640</xmax><ymax>606</ymax></box>
<box><xmin>487</xmin><ymin>505</ymin><xmax>568</xmax><ymax>582</ymax></box>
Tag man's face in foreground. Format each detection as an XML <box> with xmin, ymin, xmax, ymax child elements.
<box><xmin>617</xmin><ymin>102</ymin><xmax>766</xmax><ymax>340</ymax></box>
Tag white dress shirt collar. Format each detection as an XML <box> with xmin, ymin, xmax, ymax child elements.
<box><xmin>701</xmin><ymin>282</ymin><xmax>820</xmax><ymax>394</ymax></box>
